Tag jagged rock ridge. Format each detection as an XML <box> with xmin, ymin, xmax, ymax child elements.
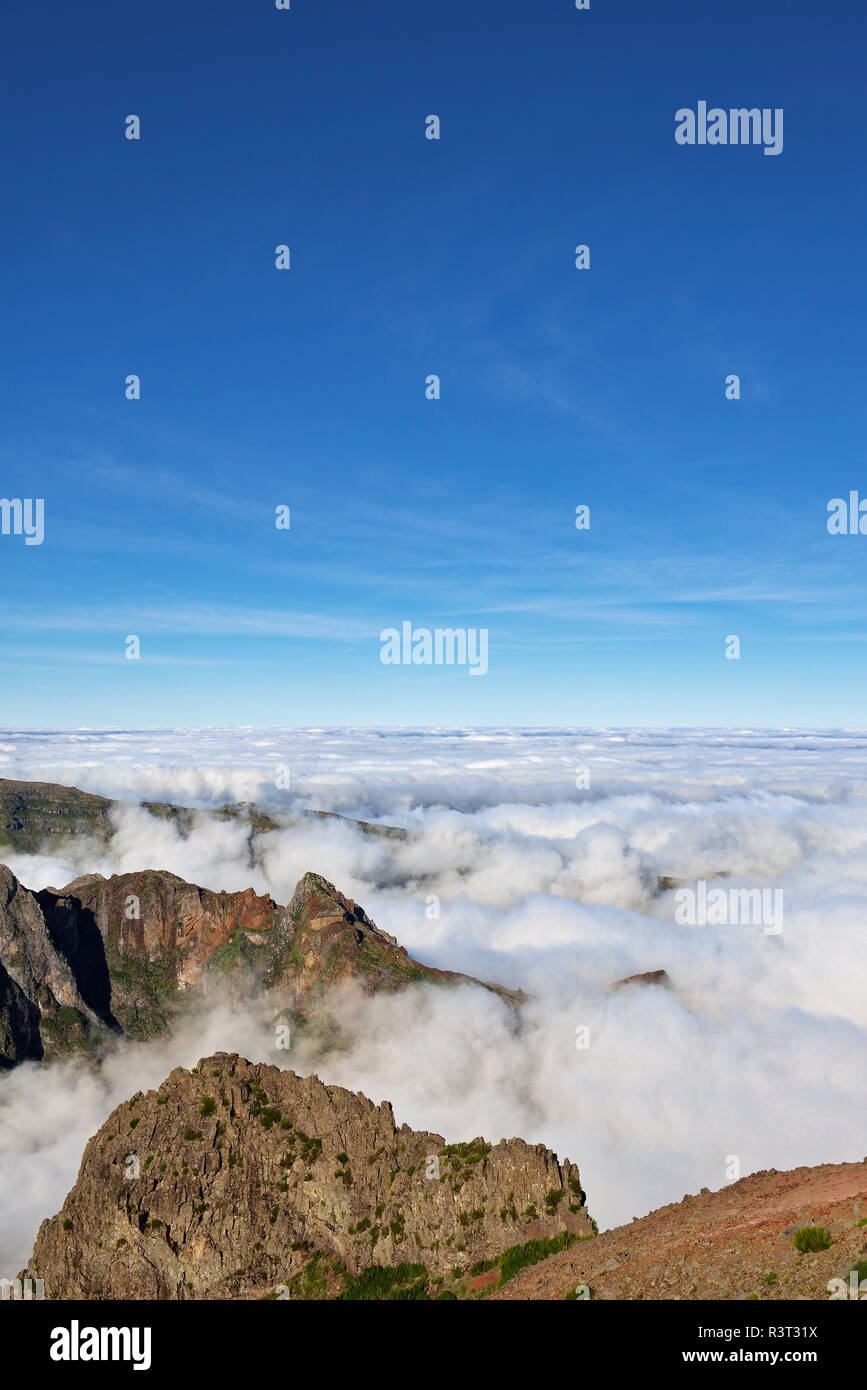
<box><xmin>0</xmin><ymin>866</ymin><xmax>519</xmax><ymax>1068</ymax></box>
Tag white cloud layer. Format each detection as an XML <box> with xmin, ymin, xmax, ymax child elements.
<box><xmin>1</xmin><ymin>727</ymin><xmax>865</xmax><ymax>1277</ymax></box>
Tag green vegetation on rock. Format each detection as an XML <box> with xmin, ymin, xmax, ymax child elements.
<box><xmin>793</xmin><ymin>1226</ymin><xmax>832</xmax><ymax>1252</ymax></box>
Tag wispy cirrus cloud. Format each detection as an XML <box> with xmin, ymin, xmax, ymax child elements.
<box><xmin>0</xmin><ymin>604</ymin><xmax>377</xmax><ymax>640</ymax></box>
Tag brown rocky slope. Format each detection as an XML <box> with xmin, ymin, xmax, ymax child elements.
<box><xmin>25</xmin><ymin>1051</ymin><xmax>593</xmax><ymax>1298</ymax></box>
<box><xmin>490</xmin><ymin>1160</ymin><xmax>867</xmax><ymax>1301</ymax></box>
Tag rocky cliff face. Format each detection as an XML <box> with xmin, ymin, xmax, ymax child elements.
<box><xmin>0</xmin><ymin>867</ymin><xmax>516</xmax><ymax>1068</ymax></box>
<box><xmin>0</xmin><ymin>865</ymin><xmax>116</xmax><ymax>1066</ymax></box>
<box><xmin>43</xmin><ymin>871</ymin><xmax>284</xmax><ymax>1039</ymax></box>
<box><xmin>25</xmin><ymin>1051</ymin><xmax>593</xmax><ymax>1298</ymax></box>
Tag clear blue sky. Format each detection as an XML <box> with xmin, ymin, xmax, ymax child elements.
<box><xmin>1</xmin><ymin>0</ymin><xmax>865</xmax><ymax>727</ymax></box>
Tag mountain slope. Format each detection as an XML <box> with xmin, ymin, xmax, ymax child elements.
<box><xmin>489</xmin><ymin>1161</ymin><xmax>867</xmax><ymax>1301</ymax></box>
<box><xmin>0</xmin><ymin>777</ymin><xmax>404</xmax><ymax>854</ymax></box>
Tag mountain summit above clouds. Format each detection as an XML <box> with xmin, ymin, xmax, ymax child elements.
<box><xmin>24</xmin><ymin>1051</ymin><xmax>593</xmax><ymax>1298</ymax></box>
<box><xmin>0</xmin><ymin>864</ymin><xmax>519</xmax><ymax>1070</ymax></box>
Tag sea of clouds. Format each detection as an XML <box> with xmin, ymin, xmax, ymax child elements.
<box><xmin>1</xmin><ymin>727</ymin><xmax>865</xmax><ymax>1276</ymax></box>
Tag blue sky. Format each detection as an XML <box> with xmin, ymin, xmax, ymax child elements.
<box><xmin>1</xmin><ymin>0</ymin><xmax>866</xmax><ymax>727</ymax></box>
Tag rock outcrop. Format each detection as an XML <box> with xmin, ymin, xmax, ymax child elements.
<box><xmin>612</xmin><ymin>969</ymin><xmax>672</xmax><ymax>991</ymax></box>
<box><xmin>25</xmin><ymin>1051</ymin><xmax>593</xmax><ymax>1298</ymax></box>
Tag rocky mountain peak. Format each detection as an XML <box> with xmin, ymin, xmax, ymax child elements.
<box><xmin>25</xmin><ymin>1051</ymin><xmax>593</xmax><ymax>1298</ymax></box>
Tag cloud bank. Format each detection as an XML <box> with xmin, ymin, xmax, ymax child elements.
<box><xmin>1</xmin><ymin>727</ymin><xmax>865</xmax><ymax>1277</ymax></box>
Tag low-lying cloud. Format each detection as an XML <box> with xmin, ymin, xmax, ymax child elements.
<box><xmin>1</xmin><ymin>728</ymin><xmax>865</xmax><ymax>1278</ymax></box>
